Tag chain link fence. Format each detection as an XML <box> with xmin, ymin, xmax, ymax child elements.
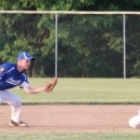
<box><xmin>0</xmin><ymin>11</ymin><xmax>140</xmax><ymax>78</ymax></box>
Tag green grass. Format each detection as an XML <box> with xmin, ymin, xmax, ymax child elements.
<box><xmin>8</xmin><ymin>78</ymin><xmax>140</xmax><ymax>104</ymax></box>
<box><xmin>2</xmin><ymin>78</ymin><xmax>140</xmax><ymax>139</ymax></box>
<box><xmin>0</xmin><ymin>132</ymin><xmax>140</xmax><ymax>140</ymax></box>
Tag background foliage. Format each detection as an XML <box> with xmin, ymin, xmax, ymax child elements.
<box><xmin>0</xmin><ymin>0</ymin><xmax>140</xmax><ymax>77</ymax></box>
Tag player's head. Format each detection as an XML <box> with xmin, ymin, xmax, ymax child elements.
<box><xmin>17</xmin><ymin>52</ymin><xmax>35</xmax><ymax>70</ymax></box>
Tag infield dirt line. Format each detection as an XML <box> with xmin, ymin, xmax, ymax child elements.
<box><xmin>0</xmin><ymin>105</ymin><xmax>140</xmax><ymax>132</ymax></box>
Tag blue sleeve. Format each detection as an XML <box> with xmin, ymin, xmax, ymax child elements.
<box><xmin>23</xmin><ymin>73</ymin><xmax>29</xmax><ymax>83</ymax></box>
<box><xmin>19</xmin><ymin>73</ymin><xmax>30</xmax><ymax>88</ymax></box>
<box><xmin>0</xmin><ymin>63</ymin><xmax>13</xmax><ymax>80</ymax></box>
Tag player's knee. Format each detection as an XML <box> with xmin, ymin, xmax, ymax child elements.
<box><xmin>12</xmin><ymin>97</ymin><xmax>22</xmax><ymax>108</ymax></box>
<box><xmin>0</xmin><ymin>97</ymin><xmax>2</xmax><ymax>104</ymax></box>
<box><xmin>129</xmin><ymin>115</ymin><xmax>140</xmax><ymax>128</ymax></box>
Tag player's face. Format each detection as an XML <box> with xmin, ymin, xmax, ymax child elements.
<box><xmin>20</xmin><ymin>59</ymin><xmax>31</xmax><ymax>70</ymax></box>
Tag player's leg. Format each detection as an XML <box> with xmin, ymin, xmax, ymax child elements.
<box><xmin>0</xmin><ymin>90</ymin><xmax>28</xmax><ymax>126</ymax></box>
<box><xmin>0</xmin><ymin>97</ymin><xmax>2</xmax><ymax>104</ymax></box>
<box><xmin>129</xmin><ymin>110</ymin><xmax>140</xmax><ymax>128</ymax></box>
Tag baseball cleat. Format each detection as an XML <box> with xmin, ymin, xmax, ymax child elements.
<box><xmin>9</xmin><ymin>120</ymin><xmax>28</xmax><ymax>127</ymax></box>
<box><xmin>129</xmin><ymin>115</ymin><xmax>140</xmax><ymax>128</ymax></box>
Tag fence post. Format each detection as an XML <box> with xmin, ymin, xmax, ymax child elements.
<box><xmin>55</xmin><ymin>13</ymin><xmax>58</xmax><ymax>78</ymax></box>
<box><xmin>123</xmin><ymin>14</ymin><xmax>126</xmax><ymax>79</ymax></box>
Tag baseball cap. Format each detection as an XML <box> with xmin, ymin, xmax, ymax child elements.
<box><xmin>17</xmin><ymin>52</ymin><xmax>35</xmax><ymax>60</ymax></box>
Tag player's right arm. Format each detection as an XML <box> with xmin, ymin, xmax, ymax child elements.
<box><xmin>0</xmin><ymin>63</ymin><xmax>13</xmax><ymax>80</ymax></box>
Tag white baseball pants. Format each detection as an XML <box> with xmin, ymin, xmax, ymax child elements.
<box><xmin>0</xmin><ymin>90</ymin><xmax>22</xmax><ymax>123</ymax></box>
<box><xmin>129</xmin><ymin>110</ymin><xmax>140</xmax><ymax>128</ymax></box>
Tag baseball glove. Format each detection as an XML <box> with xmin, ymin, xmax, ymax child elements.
<box><xmin>46</xmin><ymin>78</ymin><xmax>57</xmax><ymax>92</ymax></box>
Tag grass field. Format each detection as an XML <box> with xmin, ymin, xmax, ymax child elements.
<box><xmin>0</xmin><ymin>132</ymin><xmax>140</xmax><ymax>140</ymax></box>
<box><xmin>1</xmin><ymin>78</ymin><xmax>140</xmax><ymax>140</ymax></box>
<box><xmin>9</xmin><ymin>78</ymin><xmax>140</xmax><ymax>104</ymax></box>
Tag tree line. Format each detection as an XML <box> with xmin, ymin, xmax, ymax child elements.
<box><xmin>0</xmin><ymin>0</ymin><xmax>140</xmax><ymax>77</ymax></box>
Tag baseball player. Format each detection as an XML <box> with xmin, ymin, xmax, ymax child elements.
<box><xmin>129</xmin><ymin>110</ymin><xmax>140</xmax><ymax>128</ymax></box>
<box><xmin>0</xmin><ymin>51</ymin><xmax>56</xmax><ymax>127</ymax></box>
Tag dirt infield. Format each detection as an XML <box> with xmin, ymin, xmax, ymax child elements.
<box><xmin>0</xmin><ymin>105</ymin><xmax>140</xmax><ymax>132</ymax></box>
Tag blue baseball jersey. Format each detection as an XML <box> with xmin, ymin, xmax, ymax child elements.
<box><xmin>0</xmin><ymin>63</ymin><xmax>29</xmax><ymax>90</ymax></box>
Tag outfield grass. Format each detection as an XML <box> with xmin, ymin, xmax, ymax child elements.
<box><xmin>0</xmin><ymin>132</ymin><xmax>140</xmax><ymax>140</ymax></box>
<box><xmin>9</xmin><ymin>78</ymin><xmax>140</xmax><ymax>104</ymax></box>
<box><xmin>2</xmin><ymin>78</ymin><xmax>140</xmax><ymax>139</ymax></box>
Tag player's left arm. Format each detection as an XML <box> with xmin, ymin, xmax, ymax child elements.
<box><xmin>20</xmin><ymin>79</ymin><xmax>56</xmax><ymax>94</ymax></box>
<box><xmin>20</xmin><ymin>74</ymin><xmax>57</xmax><ymax>94</ymax></box>
<box><xmin>20</xmin><ymin>80</ymin><xmax>51</xmax><ymax>94</ymax></box>
<box><xmin>19</xmin><ymin>73</ymin><xmax>47</xmax><ymax>94</ymax></box>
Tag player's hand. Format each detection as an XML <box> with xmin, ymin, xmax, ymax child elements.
<box><xmin>45</xmin><ymin>78</ymin><xmax>57</xmax><ymax>93</ymax></box>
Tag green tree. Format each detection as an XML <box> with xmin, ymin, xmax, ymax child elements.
<box><xmin>0</xmin><ymin>0</ymin><xmax>140</xmax><ymax>77</ymax></box>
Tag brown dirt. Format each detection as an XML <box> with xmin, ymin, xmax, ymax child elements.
<box><xmin>0</xmin><ymin>105</ymin><xmax>140</xmax><ymax>133</ymax></box>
